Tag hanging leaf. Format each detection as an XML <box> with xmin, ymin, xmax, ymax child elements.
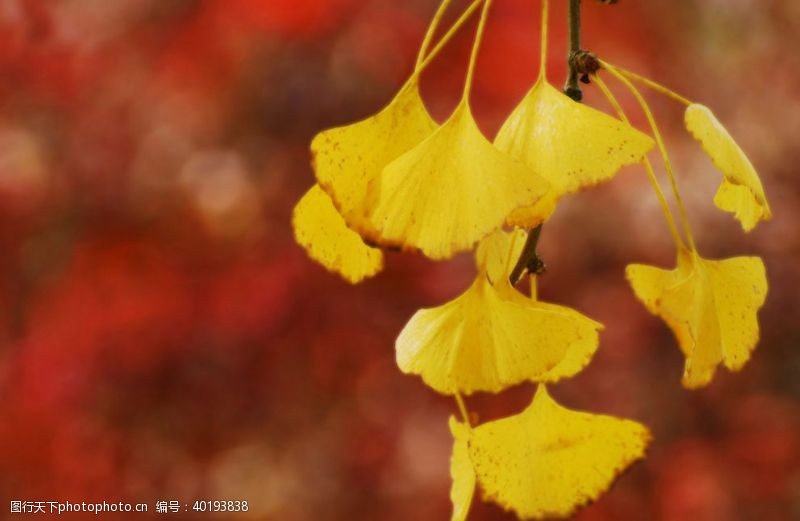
<box><xmin>495</xmin><ymin>79</ymin><xmax>654</xmax><ymax>228</ymax></box>
<box><xmin>395</xmin><ymin>230</ymin><xmax>601</xmax><ymax>394</ymax></box>
<box><xmin>292</xmin><ymin>185</ymin><xmax>383</xmax><ymax>283</ymax></box>
<box><xmin>684</xmin><ymin>104</ymin><xmax>772</xmax><ymax>231</ymax></box>
<box><xmin>468</xmin><ymin>385</ymin><xmax>650</xmax><ymax>519</ymax></box>
<box><xmin>363</xmin><ymin>103</ymin><xmax>549</xmax><ymax>259</ymax></box>
<box><xmin>312</xmin><ymin>80</ymin><xmax>438</xmax><ymax>232</ymax></box>
<box><xmin>627</xmin><ymin>248</ymin><xmax>767</xmax><ymax>388</ymax></box>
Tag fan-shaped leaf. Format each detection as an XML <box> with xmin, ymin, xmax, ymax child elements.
<box><xmin>292</xmin><ymin>185</ymin><xmax>383</xmax><ymax>283</ymax></box>
<box><xmin>685</xmin><ymin>104</ymin><xmax>771</xmax><ymax>231</ymax></box>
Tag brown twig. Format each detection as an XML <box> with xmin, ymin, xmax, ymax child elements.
<box><xmin>564</xmin><ymin>0</ymin><xmax>583</xmax><ymax>101</ymax></box>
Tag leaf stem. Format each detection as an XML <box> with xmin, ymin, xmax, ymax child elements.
<box><xmin>529</xmin><ymin>273</ymin><xmax>538</xmax><ymax>300</ymax></box>
<box><xmin>454</xmin><ymin>392</ymin><xmax>472</xmax><ymax>427</ymax></box>
<box><xmin>593</xmin><ymin>75</ymin><xmax>685</xmax><ymax>250</ymax></box>
<box><xmin>601</xmin><ymin>61</ymin><xmax>698</xmax><ymax>252</ymax></box>
<box><xmin>611</xmin><ymin>64</ymin><xmax>692</xmax><ymax>106</ymax></box>
<box><xmin>416</xmin><ymin>0</ymin><xmax>454</xmax><ymax>70</ymax></box>
<box><xmin>462</xmin><ymin>0</ymin><xmax>493</xmax><ymax>102</ymax></box>
<box><xmin>412</xmin><ymin>0</ymin><xmax>485</xmax><ymax>81</ymax></box>
<box><xmin>538</xmin><ymin>0</ymin><xmax>550</xmax><ymax>79</ymax></box>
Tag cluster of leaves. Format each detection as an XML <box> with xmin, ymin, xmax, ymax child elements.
<box><xmin>0</xmin><ymin>0</ymin><xmax>786</xmax><ymax>518</ymax></box>
<box><xmin>293</xmin><ymin>0</ymin><xmax>771</xmax><ymax>518</ymax></box>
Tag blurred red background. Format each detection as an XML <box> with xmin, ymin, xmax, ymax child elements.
<box><xmin>1</xmin><ymin>1</ymin><xmax>798</xmax><ymax>519</ymax></box>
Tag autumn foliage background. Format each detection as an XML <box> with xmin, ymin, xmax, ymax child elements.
<box><xmin>0</xmin><ymin>1</ymin><xmax>799</xmax><ymax>519</ymax></box>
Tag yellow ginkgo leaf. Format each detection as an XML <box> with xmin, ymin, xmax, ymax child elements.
<box><xmin>363</xmin><ymin>103</ymin><xmax>550</xmax><ymax>260</ymax></box>
<box><xmin>449</xmin><ymin>417</ymin><xmax>475</xmax><ymax>521</ymax></box>
<box><xmin>684</xmin><ymin>104</ymin><xmax>772</xmax><ymax>232</ymax></box>
<box><xmin>476</xmin><ymin>228</ymin><xmax>600</xmax><ymax>382</ymax></box>
<box><xmin>495</xmin><ymin>78</ymin><xmax>654</xmax><ymax>228</ymax></box>
<box><xmin>626</xmin><ymin>248</ymin><xmax>767</xmax><ymax>388</ymax></box>
<box><xmin>312</xmin><ymin>80</ymin><xmax>438</xmax><ymax>230</ymax></box>
<box><xmin>292</xmin><ymin>185</ymin><xmax>383</xmax><ymax>284</ymax></box>
<box><xmin>395</xmin><ymin>273</ymin><xmax>601</xmax><ymax>395</ymax></box>
<box><xmin>468</xmin><ymin>385</ymin><xmax>651</xmax><ymax>520</ymax></box>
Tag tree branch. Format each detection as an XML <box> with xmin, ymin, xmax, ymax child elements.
<box><xmin>509</xmin><ymin>224</ymin><xmax>545</xmax><ymax>284</ymax></box>
<box><xmin>564</xmin><ymin>0</ymin><xmax>582</xmax><ymax>101</ymax></box>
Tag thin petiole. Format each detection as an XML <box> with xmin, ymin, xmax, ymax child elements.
<box><xmin>601</xmin><ymin>61</ymin><xmax>698</xmax><ymax>252</ymax></box>
<box><xmin>538</xmin><ymin>0</ymin><xmax>550</xmax><ymax>80</ymax></box>
<box><xmin>462</xmin><ymin>0</ymin><xmax>493</xmax><ymax>101</ymax></box>
<box><xmin>454</xmin><ymin>392</ymin><xmax>472</xmax><ymax>428</ymax></box>
<box><xmin>412</xmin><ymin>0</ymin><xmax>485</xmax><ymax>81</ymax></box>
<box><xmin>415</xmin><ymin>0</ymin><xmax>454</xmax><ymax>70</ymax></box>
<box><xmin>607</xmin><ymin>62</ymin><xmax>692</xmax><ymax>106</ymax></box>
<box><xmin>593</xmin><ymin>75</ymin><xmax>685</xmax><ymax>251</ymax></box>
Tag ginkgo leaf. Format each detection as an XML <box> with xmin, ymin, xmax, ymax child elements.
<box><xmin>292</xmin><ymin>185</ymin><xmax>383</xmax><ymax>284</ymax></box>
<box><xmin>363</xmin><ymin>103</ymin><xmax>550</xmax><ymax>260</ymax></box>
<box><xmin>395</xmin><ymin>273</ymin><xmax>601</xmax><ymax>395</ymax></box>
<box><xmin>468</xmin><ymin>385</ymin><xmax>650</xmax><ymax>520</ymax></box>
<box><xmin>449</xmin><ymin>417</ymin><xmax>475</xmax><ymax>521</ymax></box>
<box><xmin>626</xmin><ymin>248</ymin><xmax>767</xmax><ymax>388</ymax></box>
<box><xmin>495</xmin><ymin>78</ymin><xmax>654</xmax><ymax>228</ymax></box>
<box><xmin>684</xmin><ymin>104</ymin><xmax>772</xmax><ymax>232</ymax></box>
<box><xmin>311</xmin><ymin>80</ymin><xmax>438</xmax><ymax>230</ymax></box>
<box><xmin>474</xmin><ymin>228</ymin><xmax>600</xmax><ymax>382</ymax></box>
